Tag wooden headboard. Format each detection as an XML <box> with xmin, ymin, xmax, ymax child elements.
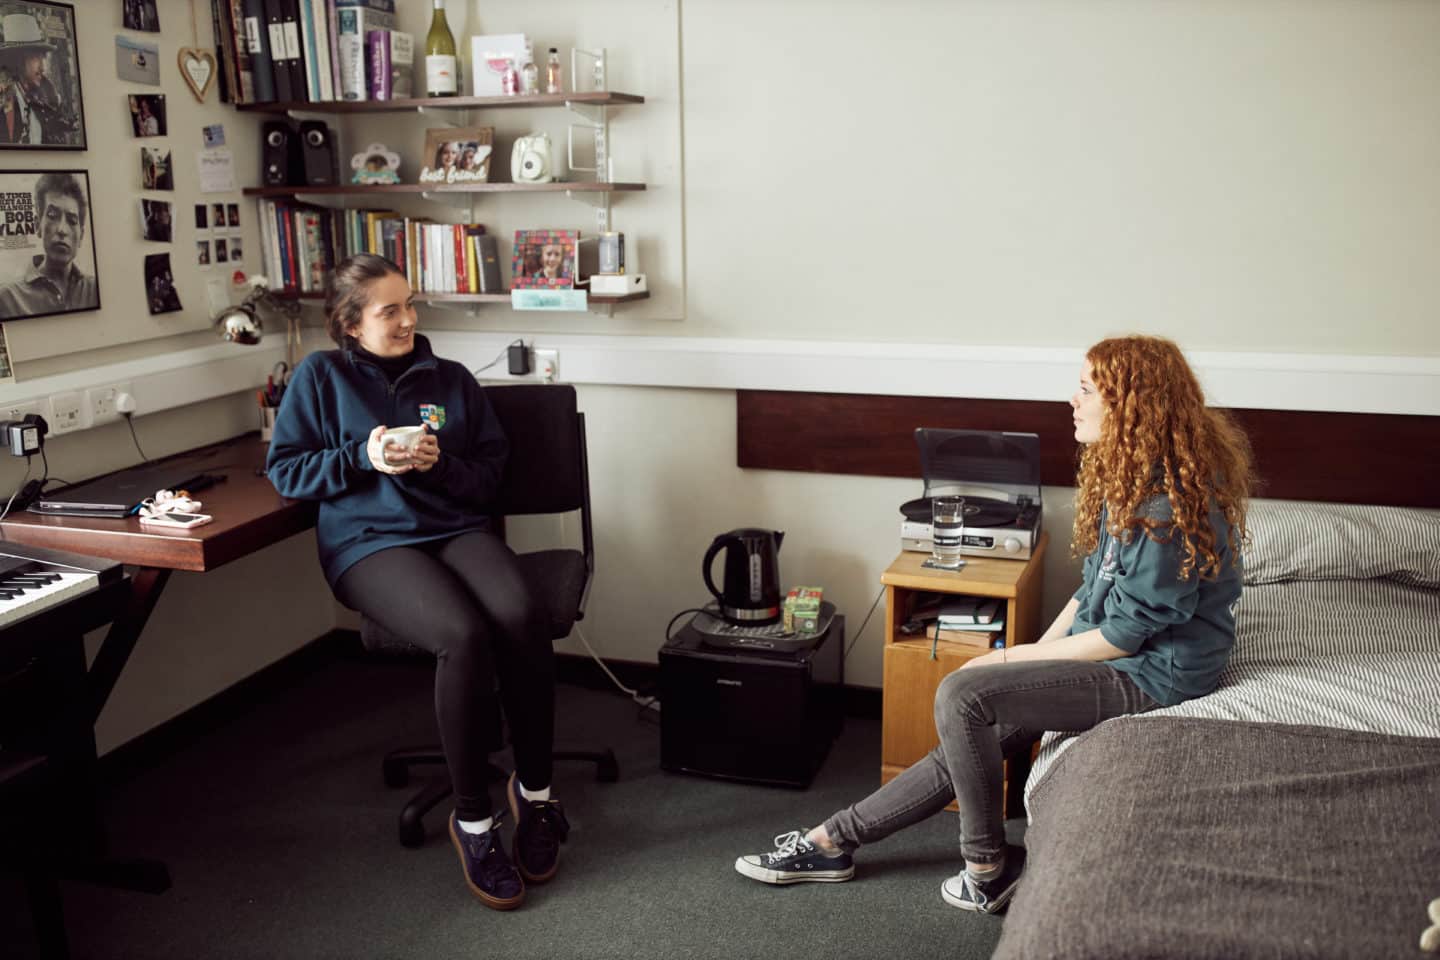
<box><xmin>737</xmin><ymin>391</ymin><xmax>1440</xmax><ymax>508</ymax></box>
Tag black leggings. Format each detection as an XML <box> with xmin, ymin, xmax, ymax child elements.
<box><xmin>334</xmin><ymin>530</ymin><xmax>554</xmax><ymax>821</ymax></box>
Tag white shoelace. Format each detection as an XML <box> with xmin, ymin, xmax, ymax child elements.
<box><xmin>765</xmin><ymin>830</ymin><xmax>807</xmax><ymax>862</ymax></box>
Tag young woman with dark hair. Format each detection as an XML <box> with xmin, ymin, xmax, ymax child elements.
<box><xmin>735</xmin><ymin>334</ymin><xmax>1254</xmax><ymax>914</ymax></box>
<box><xmin>266</xmin><ymin>253</ymin><xmax>568</xmax><ymax>910</ymax></box>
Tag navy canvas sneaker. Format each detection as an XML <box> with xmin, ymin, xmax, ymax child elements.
<box><xmin>735</xmin><ymin>829</ymin><xmax>855</xmax><ymax>885</ymax></box>
<box><xmin>507</xmin><ymin>773</ymin><xmax>570</xmax><ymax>884</ymax></box>
<box><xmin>449</xmin><ymin>812</ymin><xmax>525</xmax><ymax>910</ymax></box>
<box><xmin>940</xmin><ymin>844</ymin><xmax>1027</xmax><ymax>914</ymax></box>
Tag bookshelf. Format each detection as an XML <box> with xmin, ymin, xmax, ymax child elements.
<box><xmin>239</xmin><ymin>90</ymin><xmax>648</xmax><ymax>312</ymax></box>
<box><xmin>236</xmin><ymin>91</ymin><xmax>645</xmax><ymax>114</ymax></box>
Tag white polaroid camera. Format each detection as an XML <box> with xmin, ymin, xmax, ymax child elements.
<box><xmin>511</xmin><ymin>133</ymin><xmax>554</xmax><ymax>184</ymax></box>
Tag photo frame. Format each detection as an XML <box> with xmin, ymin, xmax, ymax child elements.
<box><xmin>418</xmin><ymin>126</ymin><xmax>493</xmax><ymax>185</ymax></box>
<box><xmin>0</xmin><ymin>1</ymin><xmax>88</xmax><ymax>149</ymax></box>
<box><xmin>0</xmin><ymin>168</ymin><xmax>100</xmax><ymax>320</ymax></box>
<box><xmin>511</xmin><ymin>229</ymin><xmax>578</xmax><ymax>289</ymax></box>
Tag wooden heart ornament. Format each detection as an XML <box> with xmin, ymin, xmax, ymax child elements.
<box><xmin>178</xmin><ymin>47</ymin><xmax>217</xmax><ymax>102</ymax></box>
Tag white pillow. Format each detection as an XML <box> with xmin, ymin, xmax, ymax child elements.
<box><xmin>1242</xmin><ymin>501</ymin><xmax>1440</xmax><ymax>587</ymax></box>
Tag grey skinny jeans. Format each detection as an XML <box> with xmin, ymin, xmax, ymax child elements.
<box><xmin>823</xmin><ymin>660</ymin><xmax>1159</xmax><ymax>864</ymax></box>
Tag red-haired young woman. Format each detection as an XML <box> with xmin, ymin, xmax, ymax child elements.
<box><xmin>735</xmin><ymin>335</ymin><xmax>1254</xmax><ymax>914</ymax></box>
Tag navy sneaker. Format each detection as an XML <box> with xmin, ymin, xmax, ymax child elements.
<box><xmin>449</xmin><ymin>812</ymin><xmax>525</xmax><ymax>910</ymax></box>
<box><xmin>735</xmin><ymin>829</ymin><xmax>855</xmax><ymax>885</ymax></box>
<box><xmin>507</xmin><ymin>773</ymin><xmax>570</xmax><ymax>884</ymax></box>
<box><xmin>940</xmin><ymin>844</ymin><xmax>1027</xmax><ymax>914</ymax></box>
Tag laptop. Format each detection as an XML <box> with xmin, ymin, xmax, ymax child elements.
<box><xmin>29</xmin><ymin>461</ymin><xmax>218</xmax><ymax>519</ymax></box>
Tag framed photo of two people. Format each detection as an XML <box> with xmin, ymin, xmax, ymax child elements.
<box><xmin>0</xmin><ymin>1</ymin><xmax>88</xmax><ymax>149</ymax></box>
<box><xmin>0</xmin><ymin>168</ymin><xmax>100</xmax><ymax>320</ymax></box>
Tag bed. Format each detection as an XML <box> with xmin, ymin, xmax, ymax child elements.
<box><xmin>993</xmin><ymin>501</ymin><xmax>1440</xmax><ymax>960</ymax></box>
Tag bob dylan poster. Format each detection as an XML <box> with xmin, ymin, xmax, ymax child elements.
<box><xmin>0</xmin><ymin>168</ymin><xmax>99</xmax><ymax>320</ymax></box>
<box><xmin>0</xmin><ymin>1</ymin><xmax>88</xmax><ymax>149</ymax></box>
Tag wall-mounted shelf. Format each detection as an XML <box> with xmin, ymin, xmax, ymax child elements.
<box><xmin>236</xmin><ymin>91</ymin><xmax>644</xmax><ymax>115</ymax></box>
<box><xmin>271</xmin><ymin>290</ymin><xmax>650</xmax><ymax>306</ymax></box>
<box><xmin>242</xmin><ymin>182</ymin><xmax>646</xmax><ymax>198</ymax></box>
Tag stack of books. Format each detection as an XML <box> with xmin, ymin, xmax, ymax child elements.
<box><xmin>213</xmin><ymin>0</ymin><xmax>410</xmax><ymax>105</ymax></box>
<box><xmin>931</xmin><ymin>597</ymin><xmax>1005</xmax><ymax>651</ymax></box>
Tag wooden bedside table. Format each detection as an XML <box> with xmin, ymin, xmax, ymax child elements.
<box><xmin>878</xmin><ymin>532</ymin><xmax>1048</xmax><ymax>817</ymax></box>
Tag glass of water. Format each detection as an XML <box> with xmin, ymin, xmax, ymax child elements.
<box><xmin>931</xmin><ymin>496</ymin><xmax>966</xmax><ymax>569</ymax></box>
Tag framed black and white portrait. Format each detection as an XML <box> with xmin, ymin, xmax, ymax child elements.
<box><xmin>0</xmin><ymin>2</ymin><xmax>87</xmax><ymax>149</ymax></box>
<box><xmin>0</xmin><ymin>168</ymin><xmax>99</xmax><ymax>321</ymax></box>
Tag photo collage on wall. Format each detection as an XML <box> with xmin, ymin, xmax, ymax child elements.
<box><xmin>195</xmin><ymin>200</ymin><xmax>241</xmax><ymax>268</ymax></box>
<box><xmin>0</xmin><ymin>0</ymin><xmax>95</xmax><ymax>364</ymax></box>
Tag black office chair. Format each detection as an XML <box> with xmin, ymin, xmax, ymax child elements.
<box><xmin>359</xmin><ymin>383</ymin><xmax>619</xmax><ymax>848</ymax></box>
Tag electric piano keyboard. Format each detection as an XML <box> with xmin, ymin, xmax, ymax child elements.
<box><xmin>0</xmin><ymin>542</ymin><xmax>123</xmax><ymax>630</ymax></box>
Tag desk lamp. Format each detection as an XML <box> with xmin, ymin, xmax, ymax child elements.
<box><xmin>210</xmin><ymin>275</ymin><xmax>304</xmax><ymax>370</ymax></box>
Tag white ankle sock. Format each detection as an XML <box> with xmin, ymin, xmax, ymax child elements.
<box><xmin>457</xmin><ymin>816</ymin><xmax>493</xmax><ymax>835</ymax></box>
<box><xmin>519</xmin><ymin>782</ymin><xmax>551</xmax><ymax>802</ymax></box>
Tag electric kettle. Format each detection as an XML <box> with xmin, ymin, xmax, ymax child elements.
<box><xmin>703</xmin><ymin>528</ymin><xmax>785</xmax><ymax>624</ymax></box>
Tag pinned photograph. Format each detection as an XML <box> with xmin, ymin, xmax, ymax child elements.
<box><xmin>0</xmin><ymin>168</ymin><xmax>99</xmax><ymax>320</ymax></box>
<box><xmin>115</xmin><ymin>34</ymin><xmax>158</xmax><ymax>85</ymax></box>
<box><xmin>0</xmin><ymin>2</ymin><xmax>89</xmax><ymax>149</ymax></box>
<box><xmin>140</xmin><ymin>145</ymin><xmax>171</xmax><ymax>190</ymax></box>
<box><xmin>140</xmin><ymin>197</ymin><xmax>171</xmax><ymax>242</ymax></box>
<box><xmin>418</xmin><ymin>126</ymin><xmax>493</xmax><ymax>184</ymax></box>
<box><xmin>128</xmin><ymin>92</ymin><xmax>164</xmax><ymax>137</ymax></box>
<box><xmin>511</xmin><ymin>229</ymin><xmax>578</xmax><ymax>290</ymax></box>
<box><xmin>193</xmin><ymin>202</ymin><xmax>206</xmax><ymax>230</ymax></box>
<box><xmin>195</xmin><ymin>239</ymin><xmax>208</xmax><ymax>265</ymax></box>
<box><xmin>210</xmin><ymin>201</ymin><xmax>223</xmax><ymax>227</ymax></box>
<box><xmin>143</xmin><ymin>251</ymin><xmax>180</xmax><ymax>314</ymax></box>
<box><xmin>225</xmin><ymin>202</ymin><xmax>239</xmax><ymax>228</ymax></box>
<box><xmin>122</xmin><ymin>0</ymin><xmax>158</xmax><ymax>32</ymax></box>
<box><xmin>0</xmin><ymin>320</ymin><xmax>12</xmax><ymax>382</ymax></box>
<box><xmin>213</xmin><ymin>236</ymin><xmax>227</xmax><ymax>263</ymax></box>
<box><xmin>228</xmin><ymin>237</ymin><xmax>241</xmax><ymax>262</ymax></box>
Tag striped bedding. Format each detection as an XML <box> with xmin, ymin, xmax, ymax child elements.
<box><xmin>1025</xmin><ymin>502</ymin><xmax>1440</xmax><ymax>806</ymax></box>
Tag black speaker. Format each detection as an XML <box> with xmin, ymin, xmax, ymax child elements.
<box><xmin>659</xmin><ymin>615</ymin><xmax>844</xmax><ymax>788</ymax></box>
<box><xmin>299</xmin><ymin>121</ymin><xmax>337</xmax><ymax>186</ymax></box>
<box><xmin>261</xmin><ymin>121</ymin><xmax>300</xmax><ymax>186</ymax></box>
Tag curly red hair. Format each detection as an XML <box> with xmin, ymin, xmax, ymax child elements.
<box><xmin>1072</xmin><ymin>336</ymin><xmax>1254</xmax><ymax>581</ymax></box>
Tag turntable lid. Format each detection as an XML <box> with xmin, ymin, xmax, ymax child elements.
<box><xmin>915</xmin><ymin>429</ymin><xmax>1041</xmax><ymax>498</ymax></box>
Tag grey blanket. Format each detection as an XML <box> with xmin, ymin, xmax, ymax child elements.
<box><xmin>993</xmin><ymin>716</ymin><xmax>1440</xmax><ymax>960</ymax></box>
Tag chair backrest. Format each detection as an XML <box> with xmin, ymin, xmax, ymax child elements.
<box><xmin>486</xmin><ymin>384</ymin><xmax>585</xmax><ymax>516</ymax></box>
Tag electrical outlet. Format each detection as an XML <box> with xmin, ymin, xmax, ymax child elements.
<box><xmin>48</xmin><ymin>390</ymin><xmax>87</xmax><ymax>435</ymax></box>
<box><xmin>534</xmin><ymin>348</ymin><xmax>559</xmax><ymax>383</ymax></box>
<box><xmin>86</xmin><ymin>381</ymin><xmax>134</xmax><ymax>426</ymax></box>
<box><xmin>0</xmin><ymin>399</ymin><xmax>44</xmax><ymax>424</ymax></box>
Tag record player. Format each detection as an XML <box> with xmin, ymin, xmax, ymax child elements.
<box><xmin>899</xmin><ymin>429</ymin><xmax>1042</xmax><ymax>561</ymax></box>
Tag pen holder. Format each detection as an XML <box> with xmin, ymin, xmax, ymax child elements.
<box><xmin>260</xmin><ymin>405</ymin><xmax>277</xmax><ymax>443</ymax></box>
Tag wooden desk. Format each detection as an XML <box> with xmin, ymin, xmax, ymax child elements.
<box><xmin>0</xmin><ymin>435</ymin><xmax>316</xmax><ymax>899</ymax></box>
<box><xmin>0</xmin><ymin>434</ymin><xmax>316</xmax><ymax>726</ymax></box>
<box><xmin>1</xmin><ymin>436</ymin><xmax>314</xmax><ymax>573</ymax></box>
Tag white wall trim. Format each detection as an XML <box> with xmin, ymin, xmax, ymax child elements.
<box><xmin>431</xmin><ymin>332</ymin><xmax>1440</xmax><ymax>416</ymax></box>
<box><xmin>1</xmin><ymin>334</ymin><xmax>1435</xmax><ymax>426</ymax></box>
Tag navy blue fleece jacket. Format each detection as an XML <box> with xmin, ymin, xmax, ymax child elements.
<box><xmin>264</xmin><ymin>335</ymin><xmax>508</xmax><ymax>587</ymax></box>
<box><xmin>1071</xmin><ymin>499</ymin><xmax>1242</xmax><ymax>707</ymax></box>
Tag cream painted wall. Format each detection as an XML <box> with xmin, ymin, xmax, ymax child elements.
<box><xmin>678</xmin><ymin>0</ymin><xmax>1440</xmax><ymax>355</ymax></box>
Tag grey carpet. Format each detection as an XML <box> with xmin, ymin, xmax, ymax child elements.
<box><xmin>2</xmin><ymin>656</ymin><xmax>1021</xmax><ymax>960</ymax></box>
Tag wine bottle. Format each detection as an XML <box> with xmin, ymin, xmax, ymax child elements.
<box><xmin>424</xmin><ymin>0</ymin><xmax>458</xmax><ymax>97</ymax></box>
<box><xmin>545</xmin><ymin>47</ymin><xmax>562</xmax><ymax>95</ymax></box>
